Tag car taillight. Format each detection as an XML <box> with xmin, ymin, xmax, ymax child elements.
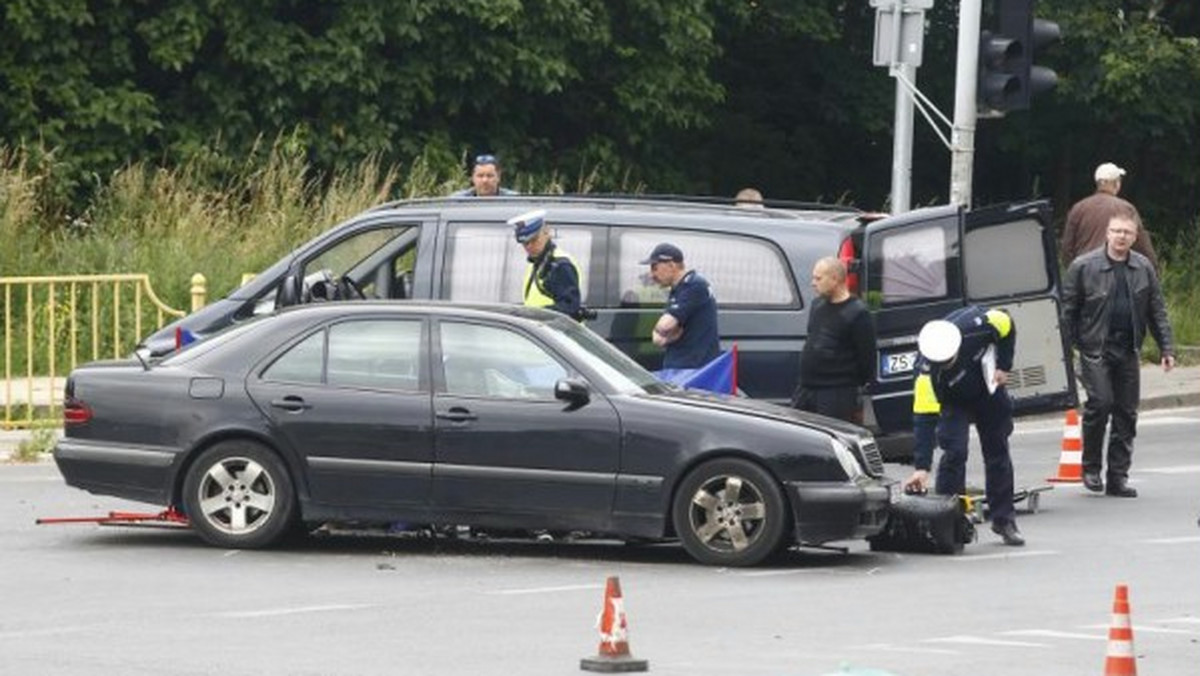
<box><xmin>838</xmin><ymin>237</ymin><xmax>860</xmax><ymax>295</ymax></box>
<box><xmin>63</xmin><ymin>397</ymin><xmax>92</xmax><ymax>425</ymax></box>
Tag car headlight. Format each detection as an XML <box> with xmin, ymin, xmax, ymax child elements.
<box><xmin>829</xmin><ymin>436</ymin><xmax>864</xmax><ymax>480</ymax></box>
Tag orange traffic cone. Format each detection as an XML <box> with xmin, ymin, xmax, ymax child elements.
<box><xmin>580</xmin><ymin>576</ymin><xmax>649</xmax><ymax>673</ymax></box>
<box><xmin>1104</xmin><ymin>584</ymin><xmax>1137</xmax><ymax>676</ymax></box>
<box><xmin>1048</xmin><ymin>408</ymin><xmax>1083</xmax><ymax>483</ymax></box>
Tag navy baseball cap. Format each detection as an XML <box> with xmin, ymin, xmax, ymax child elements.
<box><xmin>509</xmin><ymin>209</ymin><xmax>547</xmax><ymax>243</ymax></box>
<box><xmin>640</xmin><ymin>243</ymin><xmax>684</xmax><ymax>264</ymax></box>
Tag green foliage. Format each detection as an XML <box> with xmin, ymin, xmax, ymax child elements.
<box><xmin>1159</xmin><ymin>217</ymin><xmax>1200</xmax><ymax>350</ymax></box>
<box><xmin>13</xmin><ymin>426</ymin><xmax>58</xmax><ymax>463</ymax></box>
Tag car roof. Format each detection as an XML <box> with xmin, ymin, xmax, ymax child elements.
<box><xmin>364</xmin><ymin>194</ymin><xmax>865</xmax><ymax>227</ymax></box>
<box><xmin>273</xmin><ymin>299</ymin><xmax>563</xmax><ymax>326</ymax></box>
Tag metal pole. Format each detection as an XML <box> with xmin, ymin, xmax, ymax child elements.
<box><xmin>891</xmin><ymin>63</ymin><xmax>916</xmax><ymax>213</ymax></box>
<box><xmin>949</xmin><ymin>0</ymin><xmax>982</xmax><ymax>207</ymax></box>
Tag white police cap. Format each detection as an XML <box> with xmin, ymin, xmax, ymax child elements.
<box><xmin>508</xmin><ymin>209</ymin><xmax>547</xmax><ymax>243</ymax></box>
<box><xmin>917</xmin><ymin>320</ymin><xmax>962</xmax><ymax>363</ymax></box>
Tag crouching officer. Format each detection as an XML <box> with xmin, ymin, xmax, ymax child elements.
<box><xmin>902</xmin><ymin>305</ymin><xmax>1024</xmax><ymax>546</ymax></box>
<box><xmin>509</xmin><ymin>209</ymin><xmax>585</xmax><ymax>320</ymax></box>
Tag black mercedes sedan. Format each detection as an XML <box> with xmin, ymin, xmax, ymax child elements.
<box><xmin>54</xmin><ymin>302</ymin><xmax>890</xmax><ymax>566</ymax></box>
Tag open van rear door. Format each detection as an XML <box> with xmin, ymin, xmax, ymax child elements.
<box><xmin>861</xmin><ymin>200</ymin><xmax>1077</xmax><ymax>454</ymax></box>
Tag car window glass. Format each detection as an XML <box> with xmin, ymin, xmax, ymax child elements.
<box><xmin>541</xmin><ymin>321</ymin><xmax>670</xmax><ymax>394</ymax></box>
<box><xmin>299</xmin><ymin>225</ymin><xmax>417</xmax><ymax>302</ymax></box>
<box><xmin>442</xmin><ymin>223</ymin><xmax>592</xmax><ymax>303</ymax></box>
<box><xmin>964</xmin><ymin>217</ymin><xmax>1048</xmax><ymax>299</ymax></box>
<box><xmin>616</xmin><ymin>230</ymin><xmax>796</xmax><ymax>307</ymax></box>
<box><xmin>327</xmin><ymin>320</ymin><xmax>423</xmax><ymax>391</ymax></box>
<box><xmin>439</xmin><ymin>322</ymin><xmax>567</xmax><ymax>399</ymax></box>
<box><xmin>867</xmin><ymin>220</ymin><xmax>960</xmax><ymax>306</ymax></box>
<box><xmin>262</xmin><ymin>330</ymin><xmax>325</xmax><ymax>384</ymax></box>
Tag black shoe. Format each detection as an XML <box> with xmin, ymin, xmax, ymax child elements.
<box><xmin>1082</xmin><ymin>471</ymin><xmax>1104</xmax><ymax>493</ymax></box>
<box><xmin>1106</xmin><ymin>482</ymin><xmax>1138</xmax><ymax>498</ymax></box>
<box><xmin>991</xmin><ymin>520</ymin><xmax>1025</xmax><ymax>546</ymax></box>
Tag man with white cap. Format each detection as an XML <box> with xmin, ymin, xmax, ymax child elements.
<box><xmin>509</xmin><ymin>209</ymin><xmax>583</xmax><ymax>319</ymax></box>
<box><xmin>1061</xmin><ymin>161</ymin><xmax>1157</xmax><ymax>268</ymax></box>
<box><xmin>902</xmin><ymin>305</ymin><xmax>1023</xmax><ymax>546</ymax></box>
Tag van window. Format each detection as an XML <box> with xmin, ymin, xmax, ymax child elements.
<box><xmin>866</xmin><ymin>218</ymin><xmax>962</xmax><ymax>306</ymax></box>
<box><xmin>616</xmin><ymin>230</ymin><xmax>797</xmax><ymax>307</ymax></box>
<box><xmin>964</xmin><ymin>217</ymin><xmax>1049</xmax><ymax>298</ymax></box>
<box><xmin>443</xmin><ymin>223</ymin><xmax>593</xmax><ymax>304</ymax></box>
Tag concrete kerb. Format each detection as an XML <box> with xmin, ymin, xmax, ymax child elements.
<box><xmin>1</xmin><ymin>365</ymin><xmax>1195</xmax><ymax>464</ymax></box>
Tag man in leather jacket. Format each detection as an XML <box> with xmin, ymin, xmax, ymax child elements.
<box><xmin>1062</xmin><ymin>214</ymin><xmax>1175</xmax><ymax>498</ymax></box>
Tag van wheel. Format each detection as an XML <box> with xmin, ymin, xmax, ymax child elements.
<box><xmin>672</xmin><ymin>458</ymin><xmax>789</xmax><ymax>566</ymax></box>
<box><xmin>183</xmin><ymin>441</ymin><xmax>297</xmax><ymax>549</ymax></box>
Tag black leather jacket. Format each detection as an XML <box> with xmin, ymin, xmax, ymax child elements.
<box><xmin>1061</xmin><ymin>247</ymin><xmax>1174</xmax><ymax>357</ymax></box>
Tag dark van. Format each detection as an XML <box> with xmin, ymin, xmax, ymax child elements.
<box><xmin>142</xmin><ymin>196</ymin><xmax>1077</xmax><ymax>456</ymax></box>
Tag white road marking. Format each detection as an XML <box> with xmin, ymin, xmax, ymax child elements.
<box><xmin>215</xmin><ymin>603</ymin><xmax>376</xmax><ymax>618</ymax></box>
<box><xmin>948</xmin><ymin>550</ymin><xmax>1059</xmax><ymax>562</ymax></box>
<box><xmin>1163</xmin><ymin>617</ymin><xmax>1200</xmax><ymax>625</ymax></box>
<box><xmin>1142</xmin><ymin>535</ymin><xmax>1200</xmax><ymax>545</ymax></box>
<box><xmin>854</xmin><ymin>643</ymin><xmax>960</xmax><ymax>655</ymax></box>
<box><xmin>1014</xmin><ymin>415</ymin><xmax>1198</xmax><ymax>437</ymax></box>
<box><xmin>487</xmin><ymin>583</ymin><xmax>604</xmax><ymax>595</ymax></box>
<box><xmin>924</xmin><ymin>635</ymin><xmax>1049</xmax><ymax>648</ymax></box>
<box><xmin>1080</xmin><ymin>623</ymin><xmax>1199</xmax><ymax>636</ymax></box>
<box><xmin>1139</xmin><ymin>465</ymin><xmax>1200</xmax><ymax>475</ymax></box>
<box><xmin>1002</xmin><ymin>629</ymin><xmax>1106</xmax><ymax>641</ymax></box>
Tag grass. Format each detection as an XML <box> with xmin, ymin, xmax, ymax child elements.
<box><xmin>12</xmin><ymin>426</ymin><xmax>57</xmax><ymax>463</ymax></box>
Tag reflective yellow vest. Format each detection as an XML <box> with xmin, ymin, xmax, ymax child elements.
<box><xmin>522</xmin><ymin>249</ymin><xmax>581</xmax><ymax>309</ymax></box>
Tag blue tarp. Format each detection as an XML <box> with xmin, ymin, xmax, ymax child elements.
<box><xmin>653</xmin><ymin>347</ymin><xmax>738</xmax><ymax>394</ymax></box>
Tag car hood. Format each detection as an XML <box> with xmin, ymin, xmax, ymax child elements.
<box><xmin>639</xmin><ymin>389</ymin><xmax>870</xmax><ymax>438</ymax></box>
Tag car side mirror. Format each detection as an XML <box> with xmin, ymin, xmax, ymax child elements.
<box><xmin>554</xmin><ymin>378</ymin><xmax>590</xmax><ymax>409</ymax></box>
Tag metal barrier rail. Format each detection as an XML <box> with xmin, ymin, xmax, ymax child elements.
<box><xmin>1</xmin><ymin>273</ymin><xmax>194</xmax><ymax>430</ymax></box>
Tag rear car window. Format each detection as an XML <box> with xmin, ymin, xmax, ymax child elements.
<box><xmin>865</xmin><ymin>216</ymin><xmax>962</xmax><ymax>307</ymax></box>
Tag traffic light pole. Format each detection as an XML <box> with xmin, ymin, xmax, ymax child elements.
<box><xmin>949</xmin><ymin>0</ymin><xmax>982</xmax><ymax>207</ymax></box>
<box><xmin>891</xmin><ymin>62</ymin><xmax>916</xmax><ymax>213</ymax></box>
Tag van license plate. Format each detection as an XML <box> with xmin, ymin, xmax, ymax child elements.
<box><xmin>881</xmin><ymin>350</ymin><xmax>918</xmax><ymax>377</ymax></box>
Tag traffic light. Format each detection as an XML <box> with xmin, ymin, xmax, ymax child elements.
<box><xmin>977</xmin><ymin>0</ymin><xmax>1061</xmax><ymax>114</ymax></box>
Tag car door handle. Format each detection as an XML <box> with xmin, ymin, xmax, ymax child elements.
<box><xmin>436</xmin><ymin>407</ymin><xmax>477</xmax><ymax>423</ymax></box>
<box><xmin>270</xmin><ymin>396</ymin><xmax>312</xmax><ymax>412</ymax></box>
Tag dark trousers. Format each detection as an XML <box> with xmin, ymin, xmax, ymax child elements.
<box><xmin>1078</xmin><ymin>350</ymin><xmax>1141</xmax><ymax>482</ymax></box>
<box><xmin>792</xmin><ymin>385</ymin><xmax>860</xmax><ymax>424</ymax></box>
<box><xmin>934</xmin><ymin>390</ymin><xmax>1016</xmax><ymax>524</ymax></box>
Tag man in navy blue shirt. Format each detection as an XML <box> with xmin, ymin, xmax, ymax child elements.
<box><xmin>642</xmin><ymin>243</ymin><xmax>720</xmax><ymax>369</ymax></box>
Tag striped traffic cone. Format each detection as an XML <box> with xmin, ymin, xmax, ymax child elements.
<box><xmin>580</xmin><ymin>576</ymin><xmax>648</xmax><ymax>673</ymax></box>
<box><xmin>1103</xmin><ymin>584</ymin><xmax>1137</xmax><ymax>676</ymax></box>
<box><xmin>1048</xmin><ymin>408</ymin><xmax>1083</xmax><ymax>483</ymax></box>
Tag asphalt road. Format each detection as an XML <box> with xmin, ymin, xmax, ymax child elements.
<box><xmin>2</xmin><ymin>407</ymin><xmax>1197</xmax><ymax>676</ymax></box>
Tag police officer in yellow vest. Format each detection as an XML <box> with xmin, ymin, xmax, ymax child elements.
<box><xmin>509</xmin><ymin>209</ymin><xmax>583</xmax><ymax>319</ymax></box>
<box><xmin>902</xmin><ymin>305</ymin><xmax>1025</xmax><ymax>547</ymax></box>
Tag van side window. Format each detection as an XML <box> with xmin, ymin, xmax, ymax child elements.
<box><xmin>616</xmin><ymin>230</ymin><xmax>797</xmax><ymax>307</ymax></box>
<box><xmin>443</xmin><ymin>223</ymin><xmax>593</xmax><ymax>304</ymax></box>
<box><xmin>964</xmin><ymin>217</ymin><xmax>1049</xmax><ymax>298</ymax></box>
<box><xmin>866</xmin><ymin>219</ymin><xmax>961</xmax><ymax>306</ymax></box>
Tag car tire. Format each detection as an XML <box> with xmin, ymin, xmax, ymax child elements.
<box><xmin>183</xmin><ymin>440</ymin><xmax>297</xmax><ymax>549</ymax></box>
<box><xmin>672</xmin><ymin>458</ymin><xmax>789</xmax><ymax>567</ymax></box>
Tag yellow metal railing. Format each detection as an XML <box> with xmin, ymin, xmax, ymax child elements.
<box><xmin>1</xmin><ymin>273</ymin><xmax>203</xmax><ymax>430</ymax></box>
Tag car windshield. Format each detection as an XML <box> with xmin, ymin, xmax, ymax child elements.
<box><xmin>540</xmin><ymin>318</ymin><xmax>673</xmax><ymax>395</ymax></box>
